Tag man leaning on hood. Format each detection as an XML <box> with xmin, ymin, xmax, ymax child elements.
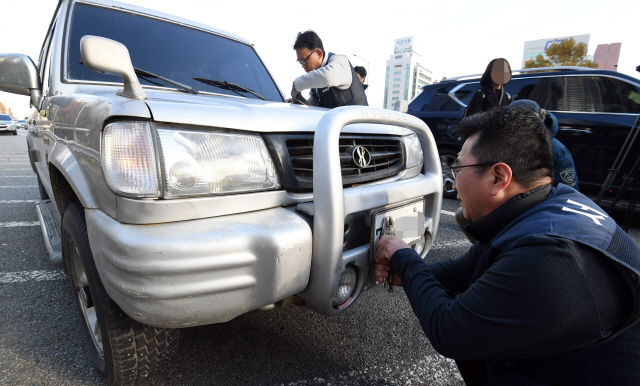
<box><xmin>289</xmin><ymin>30</ymin><xmax>368</xmax><ymax>108</ymax></box>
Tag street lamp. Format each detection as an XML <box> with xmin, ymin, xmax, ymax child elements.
<box><xmin>352</xmin><ymin>53</ymin><xmax>369</xmax><ymax>91</ymax></box>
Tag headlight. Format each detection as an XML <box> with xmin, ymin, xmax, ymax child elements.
<box><xmin>156</xmin><ymin>126</ymin><xmax>280</xmax><ymax>198</ymax></box>
<box><xmin>403</xmin><ymin>133</ymin><xmax>424</xmax><ymax>170</ymax></box>
<box><xmin>102</xmin><ymin>121</ymin><xmax>160</xmax><ymax>198</ymax></box>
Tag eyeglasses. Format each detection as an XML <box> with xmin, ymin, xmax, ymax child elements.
<box><xmin>449</xmin><ymin>163</ymin><xmax>496</xmax><ymax>180</ymax></box>
<box><xmin>297</xmin><ymin>49</ymin><xmax>317</xmax><ymax>65</ymax></box>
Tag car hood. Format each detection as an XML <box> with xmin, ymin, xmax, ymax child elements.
<box><xmin>142</xmin><ymin>91</ymin><xmax>413</xmax><ymax>135</ymax></box>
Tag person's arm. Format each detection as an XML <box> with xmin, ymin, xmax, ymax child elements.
<box><xmin>464</xmin><ymin>91</ymin><xmax>484</xmax><ymax>118</ymax></box>
<box><xmin>292</xmin><ymin>54</ymin><xmax>352</xmax><ymax>93</ymax></box>
<box><xmin>392</xmin><ymin>236</ymin><xmax>606</xmax><ymax>361</ymax></box>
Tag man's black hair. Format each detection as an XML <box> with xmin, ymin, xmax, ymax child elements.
<box><xmin>454</xmin><ymin>106</ymin><xmax>553</xmax><ymax>187</ymax></box>
<box><xmin>293</xmin><ymin>30</ymin><xmax>324</xmax><ymax>52</ymax></box>
<box><xmin>354</xmin><ymin>66</ymin><xmax>367</xmax><ymax>78</ymax></box>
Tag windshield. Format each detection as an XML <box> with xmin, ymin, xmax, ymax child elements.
<box><xmin>0</xmin><ymin>114</ymin><xmax>12</xmax><ymax>121</ymax></box>
<box><xmin>66</xmin><ymin>3</ymin><xmax>283</xmax><ymax>102</ymax></box>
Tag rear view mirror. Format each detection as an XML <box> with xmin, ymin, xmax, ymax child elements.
<box><xmin>80</xmin><ymin>35</ymin><xmax>146</xmax><ymax>99</ymax></box>
<box><xmin>0</xmin><ymin>54</ymin><xmax>43</xmax><ymax>107</ymax></box>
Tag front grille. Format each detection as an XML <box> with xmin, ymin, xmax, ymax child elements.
<box><xmin>262</xmin><ymin>134</ymin><xmax>405</xmax><ymax>193</ymax></box>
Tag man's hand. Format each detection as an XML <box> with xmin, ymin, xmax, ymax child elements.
<box><xmin>290</xmin><ymin>84</ymin><xmax>300</xmax><ymax>103</ymax></box>
<box><xmin>375</xmin><ymin>235</ymin><xmax>410</xmax><ymax>285</ymax></box>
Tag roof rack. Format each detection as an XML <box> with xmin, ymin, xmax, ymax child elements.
<box><xmin>441</xmin><ymin>66</ymin><xmax>591</xmax><ymax>82</ymax></box>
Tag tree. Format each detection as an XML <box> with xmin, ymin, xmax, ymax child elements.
<box><xmin>524</xmin><ymin>38</ymin><xmax>598</xmax><ymax>69</ymax></box>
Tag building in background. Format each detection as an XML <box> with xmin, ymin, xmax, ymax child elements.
<box><xmin>594</xmin><ymin>43</ymin><xmax>621</xmax><ymax>71</ymax></box>
<box><xmin>522</xmin><ymin>34</ymin><xmax>590</xmax><ymax>68</ymax></box>
<box><xmin>383</xmin><ymin>36</ymin><xmax>433</xmax><ymax>110</ymax></box>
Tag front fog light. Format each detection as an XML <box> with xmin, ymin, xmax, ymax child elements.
<box><xmin>333</xmin><ymin>267</ymin><xmax>357</xmax><ymax>308</ymax></box>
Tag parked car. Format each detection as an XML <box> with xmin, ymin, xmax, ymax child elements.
<box><xmin>0</xmin><ymin>1</ymin><xmax>442</xmax><ymax>384</ymax></box>
<box><xmin>16</xmin><ymin>119</ymin><xmax>26</xmax><ymax>129</ymax></box>
<box><xmin>408</xmin><ymin>67</ymin><xmax>640</xmax><ymax>197</ymax></box>
<box><xmin>0</xmin><ymin>113</ymin><xmax>17</xmax><ymax>135</ymax></box>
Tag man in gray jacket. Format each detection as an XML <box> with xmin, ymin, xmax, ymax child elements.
<box><xmin>290</xmin><ymin>30</ymin><xmax>367</xmax><ymax>108</ymax></box>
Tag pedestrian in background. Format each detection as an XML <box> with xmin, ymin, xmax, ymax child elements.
<box><xmin>464</xmin><ymin>58</ymin><xmax>512</xmax><ymax>117</ymax></box>
<box><xmin>510</xmin><ymin>99</ymin><xmax>579</xmax><ymax>190</ymax></box>
<box><xmin>354</xmin><ymin>66</ymin><xmax>368</xmax><ymax>90</ymax></box>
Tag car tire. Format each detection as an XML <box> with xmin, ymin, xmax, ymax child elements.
<box><xmin>439</xmin><ymin>148</ymin><xmax>459</xmax><ymax>199</ymax></box>
<box><xmin>62</xmin><ymin>201</ymin><xmax>180</xmax><ymax>386</ymax></box>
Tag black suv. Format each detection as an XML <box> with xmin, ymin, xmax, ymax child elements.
<box><xmin>409</xmin><ymin>68</ymin><xmax>640</xmax><ymax>197</ymax></box>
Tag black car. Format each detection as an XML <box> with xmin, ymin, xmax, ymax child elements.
<box><xmin>408</xmin><ymin>67</ymin><xmax>640</xmax><ymax>197</ymax></box>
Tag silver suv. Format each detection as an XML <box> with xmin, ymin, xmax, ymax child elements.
<box><xmin>0</xmin><ymin>1</ymin><xmax>442</xmax><ymax>384</ymax></box>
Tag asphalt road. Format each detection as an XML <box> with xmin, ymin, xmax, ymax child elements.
<box><xmin>1</xmin><ymin>129</ymin><xmax>638</xmax><ymax>386</ymax></box>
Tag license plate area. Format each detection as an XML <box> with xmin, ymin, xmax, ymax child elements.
<box><xmin>369</xmin><ymin>199</ymin><xmax>425</xmax><ymax>261</ymax></box>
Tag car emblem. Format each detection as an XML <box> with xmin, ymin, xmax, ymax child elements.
<box><xmin>352</xmin><ymin>146</ymin><xmax>371</xmax><ymax>168</ymax></box>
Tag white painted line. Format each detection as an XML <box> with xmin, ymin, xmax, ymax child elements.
<box><xmin>0</xmin><ymin>200</ymin><xmax>38</xmax><ymax>203</ymax></box>
<box><xmin>0</xmin><ymin>222</ymin><xmax>40</xmax><ymax>227</ymax></box>
<box><xmin>441</xmin><ymin>210</ymin><xmax>456</xmax><ymax>216</ymax></box>
<box><xmin>0</xmin><ymin>270</ymin><xmax>66</xmax><ymax>284</ymax></box>
<box><xmin>0</xmin><ymin>186</ymin><xmax>37</xmax><ymax>188</ymax></box>
<box><xmin>431</xmin><ymin>239</ymin><xmax>472</xmax><ymax>250</ymax></box>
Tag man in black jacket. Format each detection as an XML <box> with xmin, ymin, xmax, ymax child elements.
<box><xmin>376</xmin><ymin>106</ymin><xmax>640</xmax><ymax>386</ymax></box>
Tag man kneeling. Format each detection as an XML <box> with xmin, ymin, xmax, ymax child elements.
<box><xmin>376</xmin><ymin>106</ymin><xmax>640</xmax><ymax>386</ymax></box>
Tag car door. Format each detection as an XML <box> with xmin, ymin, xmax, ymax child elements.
<box><xmin>549</xmin><ymin>75</ymin><xmax>640</xmax><ymax>194</ymax></box>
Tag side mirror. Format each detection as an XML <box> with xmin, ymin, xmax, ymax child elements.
<box><xmin>0</xmin><ymin>54</ymin><xmax>43</xmax><ymax>108</ymax></box>
<box><xmin>80</xmin><ymin>35</ymin><xmax>146</xmax><ymax>99</ymax></box>
<box><xmin>394</xmin><ymin>100</ymin><xmax>408</xmax><ymax>113</ymax></box>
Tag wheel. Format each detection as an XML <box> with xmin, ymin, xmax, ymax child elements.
<box><xmin>37</xmin><ymin>176</ymin><xmax>48</xmax><ymax>200</ymax></box>
<box><xmin>62</xmin><ymin>201</ymin><xmax>180</xmax><ymax>386</ymax></box>
<box><xmin>13</xmin><ymin>131</ymin><xmax>17</xmax><ymax>135</ymax></box>
<box><xmin>439</xmin><ymin>147</ymin><xmax>459</xmax><ymax>199</ymax></box>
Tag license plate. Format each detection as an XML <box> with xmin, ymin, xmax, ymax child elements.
<box><xmin>370</xmin><ymin>199</ymin><xmax>425</xmax><ymax>261</ymax></box>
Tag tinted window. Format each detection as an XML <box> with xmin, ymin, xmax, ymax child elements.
<box><xmin>552</xmin><ymin>76</ymin><xmax>640</xmax><ymax>113</ymax></box>
<box><xmin>0</xmin><ymin>114</ymin><xmax>11</xmax><ymax>120</ymax></box>
<box><xmin>408</xmin><ymin>87</ymin><xmax>436</xmax><ymax>111</ymax></box>
<box><xmin>453</xmin><ymin>83</ymin><xmax>479</xmax><ymax>106</ymax></box>
<box><xmin>504</xmin><ymin>77</ymin><xmax>553</xmax><ymax>109</ymax></box>
<box><xmin>67</xmin><ymin>4</ymin><xmax>282</xmax><ymax>101</ymax></box>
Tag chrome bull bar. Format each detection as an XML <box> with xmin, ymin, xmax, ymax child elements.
<box><xmin>298</xmin><ymin>106</ymin><xmax>442</xmax><ymax>316</ymax></box>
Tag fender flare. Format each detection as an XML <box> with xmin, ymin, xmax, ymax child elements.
<box><xmin>48</xmin><ymin>141</ymin><xmax>98</xmax><ymax>209</ymax></box>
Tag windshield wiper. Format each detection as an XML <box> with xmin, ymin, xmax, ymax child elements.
<box><xmin>133</xmin><ymin>68</ymin><xmax>198</xmax><ymax>94</ymax></box>
<box><xmin>193</xmin><ymin>77</ymin><xmax>267</xmax><ymax>101</ymax></box>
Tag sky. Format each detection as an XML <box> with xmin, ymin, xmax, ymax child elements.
<box><xmin>1</xmin><ymin>0</ymin><xmax>639</xmax><ymax>118</ymax></box>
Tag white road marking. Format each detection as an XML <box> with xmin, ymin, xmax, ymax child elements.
<box><xmin>0</xmin><ymin>270</ymin><xmax>66</xmax><ymax>284</ymax></box>
<box><xmin>0</xmin><ymin>222</ymin><xmax>40</xmax><ymax>227</ymax></box>
<box><xmin>431</xmin><ymin>239</ymin><xmax>472</xmax><ymax>250</ymax></box>
<box><xmin>441</xmin><ymin>210</ymin><xmax>455</xmax><ymax>216</ymax></box>
<box><xmin>0</xmin><ymin>200</ymin><xmax>38</xmax><ymax>203</ymax></box>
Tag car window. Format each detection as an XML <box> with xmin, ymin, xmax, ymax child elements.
<box><xmin>453</xmin><ymin>83</ymin><xmax>479</xmax><ymax>106</ymax></box>
<box><xmin>408</xmin><ymin>87</ymin><xmax>436</xmax><ymax>111</ymax></box>
<box><xmin>66</xmin><ymin>4</ymin><xmax>283</xmax><ymax>102</ymax></box>
<box><xmin>411</xmin><ymin>84</ymin><xmax>469</xmax><ymax>112</ymax></box>
<box><xmin>504</xmin><ymin>77</ymin><xmax>553</xmax><ymax>109</ymax></box>
<box><xmin>551</xmin><ymin>76</ymin><xmax>640</xmax><ymax>114</ymax></box>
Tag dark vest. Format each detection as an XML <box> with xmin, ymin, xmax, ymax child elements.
<box><xmin>309</xmin><ymin>53</ymin><xmax>368</xmax><ymax>109</ymax></box>
<box><xmin>474</xmin><ymin>185</ymin><xmax>640</xmax><ymax>384</ymax></box>
<box><xmin>476</xmin><ymin>185</ymin><xmax>640</xmax><ymax>325</ymax></box>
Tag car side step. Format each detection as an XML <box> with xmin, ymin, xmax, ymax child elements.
<box><xmin>35</xmin><ymin>200</ymin><xmax>63</xmax><ymax>266</ymax></box>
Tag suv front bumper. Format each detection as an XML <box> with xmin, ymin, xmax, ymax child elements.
<box><xmin>85</xmin><ymin>206</ymin><xmax>312</xmax><ymax>328</ymax></box>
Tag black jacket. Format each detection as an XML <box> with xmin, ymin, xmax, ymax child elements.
<box><xmin>391</xmin><ymin>184</ymin><xmax>640</xmax><ymax>385</ymax></box>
